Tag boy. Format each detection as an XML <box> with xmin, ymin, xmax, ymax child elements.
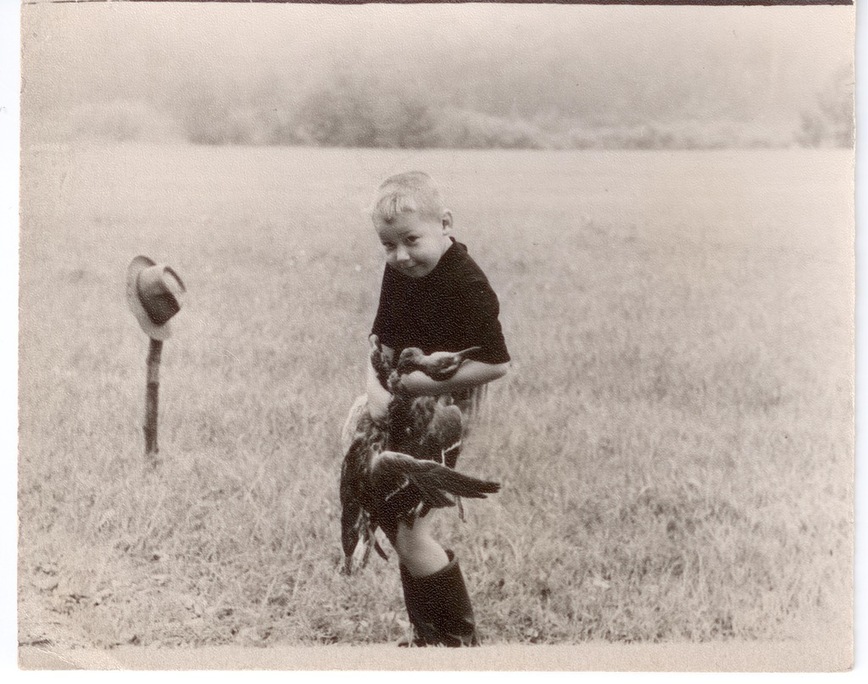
<box><xmin>364</xmin><ymin>171</ymin><xmax>510</xmax><ymax>646</ymax></box>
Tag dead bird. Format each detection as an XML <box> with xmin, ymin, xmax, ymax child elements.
<box><xmin>395</xmin><ymin>345</ymin><xmax>482</xmax><ymax>381</ymax></box>
<box><xmin>339</xmin><ymin>337</ymin><xmax>499</xmax><ymax>575</ymax></box>
<box><xmin>340</xmin><ymin>435</ymin><xmax>499</xmax><ymax>575</ymax></box>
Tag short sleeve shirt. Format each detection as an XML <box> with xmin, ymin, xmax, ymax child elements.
<box><xmin>371</xmin><ymin>240</ymin><xmax>510</xmax><ymax>365</ymax></box>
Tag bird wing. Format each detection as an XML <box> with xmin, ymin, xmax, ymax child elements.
<box><xmin>426</xmin><ymin>346</ymin><xmax>484</xmax><ymax>380</ymax></box>
<box><xmin>371</xmin><ymin>450</ymin><xmax>500</xmax><ymax>512</ymax></box>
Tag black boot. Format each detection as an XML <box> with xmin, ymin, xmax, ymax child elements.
<box><xmin>399</xmin><ymin>550</ymin><xmax>480</xmax><ymax>647</ymax></box>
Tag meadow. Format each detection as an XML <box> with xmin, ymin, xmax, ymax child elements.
<box><xmin>17</xmin><ymin>144</ymin><xmax>853</xmax><ymax>649</ymax></box>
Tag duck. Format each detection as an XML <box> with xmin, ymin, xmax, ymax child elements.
<box><xmin>339</xmin><ymin>336</ymin><xmax>499</xmax><ymax>575</ymax></box>
<box><xmin>395</xmin><ymin>345</ymin><xmax>482</xmax><ymax>382</ymax></box>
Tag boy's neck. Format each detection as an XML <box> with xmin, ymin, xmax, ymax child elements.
<box><xmin>437</xmin><ymin>236</ymin><xmax>456</xmax><ymax>262</ymax></box>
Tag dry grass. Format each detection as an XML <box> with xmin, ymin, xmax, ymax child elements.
<box><xmin>18</xmin><ymin>144</ymin><xmax>853</xmax><ymax>648</ymax></box>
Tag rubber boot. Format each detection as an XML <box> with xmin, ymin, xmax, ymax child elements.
<box><xmin>399</xmin><ymin>550</ymin><xmax>480</xmax><ymax>647</ymax></box>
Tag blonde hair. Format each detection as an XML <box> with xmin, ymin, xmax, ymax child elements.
<box><xmin>371</xmin><ymin>171</ymin><xmax>446</xmax><ymax>224</ymax></box>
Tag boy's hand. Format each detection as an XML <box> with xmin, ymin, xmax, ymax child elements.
<box><xmin>367</xmin><ymin>382</ymin><xmax>392</xmax><ymax>424</ymax></box>
<box><xmin>366</xmin><ymin>343</ymin><xmax>395</xmax><ymax>424</ymax></box>
<box><xmin>392</xmin><ymin>370</ymin><xmax>436</xmax><ymax>397</ymax></box>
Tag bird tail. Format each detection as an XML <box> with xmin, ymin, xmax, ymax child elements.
<box><xmin>340</xmin><ymin>431</ymin><xmax>389</xmax><ymax>575</ymax></box>
<box><xmin>340</xmin><ymin>505</ymin><xmax>388</xmax><ymax>575</ymax></box>
<box><xmin>372</xmin><ymin>450</ymin><xmax>500</xmax><ymax>511</ymax></box>
<box><xmin>340</xmin><ymin>453</ymin><xmax>365</xmax><ymax>574</ymax></box>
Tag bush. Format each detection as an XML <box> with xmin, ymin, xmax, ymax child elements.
<box><xmin>68</xmin><ymin>100</ymin><xmax>182</xmax><ymax>143</ymax></box>
<box><xmin>433</xmin><ymin>109</ymin><xmax>545</xmax><ymax>149</ymax></box>
<box><xmin>294</xmin><ymin>76</ymin><xmax>437</xmax><ymax>148</ymax></box>
<box><xmin>59</xmin><ymin>88</ymin><xmax>806</xmax><ymax>151</ymax></box>
<box><xmin>182</xmin><ymin>106</ymin><xmax>300</xmax><ymax>147</ymax></box>
<box><xmin>797</xmin><ymin>65</ymin><xmax>854</xmax><ymax>148</ymax></box>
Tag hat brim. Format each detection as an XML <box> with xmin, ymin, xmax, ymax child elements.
<box><xmin>126</xmin><ymin>255</ymin><xmax>174</xmax><ymax>341</ymax></box>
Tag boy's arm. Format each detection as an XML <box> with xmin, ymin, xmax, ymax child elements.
<box><xmin>366</xmin><ymin>347</ymin><xmax>394</xmax><ymax>423</ymax></box>
<box><xmin>397</xmin><ymin>360</ymin><xmax>508</xmax><ymax>397</ymax></box>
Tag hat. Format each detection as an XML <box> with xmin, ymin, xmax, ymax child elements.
<box><xmin>126</xmin><ymin>256</ymin><xmax>187</xmax><ymax>340</ymax></box>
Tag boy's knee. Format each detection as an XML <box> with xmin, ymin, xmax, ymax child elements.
<box><xmin>394</xmin><ymin>520</ymin><xmax>421</xmax><ymax>557</ymax></box>
<box><xmin>395</xmin><ymin>516</ymin><xmax>434</xmax><ymax>555</ymax></box>
<box><xmin>395</xmin><ymin>516</ymin><xmax>449</xmax><ymax>577</ymax></box>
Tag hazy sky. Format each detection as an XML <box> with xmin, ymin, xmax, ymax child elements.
<box><xmin>21</xmin><ymin>3</ymin><xmax>853</xmax><ymax>123</ymax></box>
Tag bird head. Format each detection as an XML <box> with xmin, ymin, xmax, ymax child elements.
<box><xmin>396</xmin><ymin>347</ymin><xmax>425</xmax><ymax>374</ymax></box>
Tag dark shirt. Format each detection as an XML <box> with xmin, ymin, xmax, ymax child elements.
<box><xmin>371</xmin><ymin>240</ymin><xmax>510</xmax><ymax>365</ymax></box>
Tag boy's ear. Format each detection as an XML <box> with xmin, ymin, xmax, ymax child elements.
<box><xmin>441</xmin><ymin>210</ymin><xmax>453</xmax><ymax>234</ymax></box>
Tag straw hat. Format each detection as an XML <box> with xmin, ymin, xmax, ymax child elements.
<box><xmin>126</xmin><ymin>256</ymin><xmax>186</xmax><ymax>340</ymax></box>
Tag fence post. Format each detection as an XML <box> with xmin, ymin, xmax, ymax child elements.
<box><xmin>144</xmin><ymin>338</ymin><xmax>163</xmax><ymax>463</ymax></box>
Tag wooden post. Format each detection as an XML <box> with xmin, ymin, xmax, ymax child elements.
<box><xmin>144</xmin><ymin>338</ymin><xmax>163</xmax><ymax>463</ymax></box>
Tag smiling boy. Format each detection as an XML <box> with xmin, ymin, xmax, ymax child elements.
<box><xmin>364</xmin><ymin>171</ymin><xmax>510</xmax><ymax>646</ymax></box>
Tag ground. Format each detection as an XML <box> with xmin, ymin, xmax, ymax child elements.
<box><xmin>17</xmin><ymin>144</ymin><xmax>853</xmax><ymax>652</ymax></box>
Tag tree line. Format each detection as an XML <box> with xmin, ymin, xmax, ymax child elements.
<box><xmin>64</xmin><ymin>68</ymin><xmax>852</xmax><ymax>150</ymax></box>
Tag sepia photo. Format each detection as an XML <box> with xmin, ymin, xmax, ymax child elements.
<box><xmin>14</xmin><ymin>0</ymin><xmax>856</xmax><ymax>672</ymax></box>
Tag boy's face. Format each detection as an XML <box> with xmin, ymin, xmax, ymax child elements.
<box><xmin>374</xmin><ymin>210</ymin><xmax>453</xmax><ymax>279</ymax></box>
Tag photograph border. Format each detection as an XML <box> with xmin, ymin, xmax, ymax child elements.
<box><xmin>7</xmin><ymin>0</ymin><xmax>861</xmax><ymax>675</ymax></box>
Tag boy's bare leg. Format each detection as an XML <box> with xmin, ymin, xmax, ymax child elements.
<box><xmin>395</xmin><ymin>514</ymin><xmax>449</xmax><ymax>577</ymax></box>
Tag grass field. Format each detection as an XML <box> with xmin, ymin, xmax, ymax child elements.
<box><xmin>17</xmin><ymin>144</ymin><xmax>853</xmax><ymax>649</ymax></box>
